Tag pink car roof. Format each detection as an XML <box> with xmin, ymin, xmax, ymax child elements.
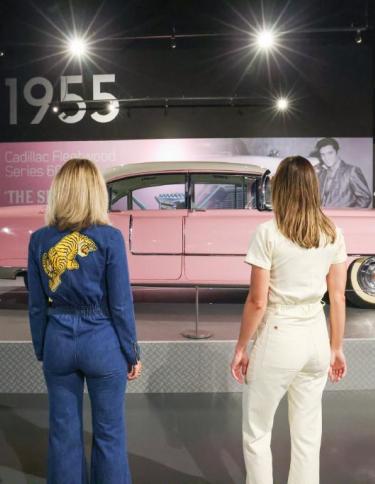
<box><xmin>104</xmin><ymin>160</ymin><xmax>265</xmax><ymax>182</ymax></box>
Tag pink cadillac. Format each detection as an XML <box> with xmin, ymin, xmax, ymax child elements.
<box><xmin>0</xmin><ymin>161</ymin><xmax>374</xmax><ymax>309</ymax></box>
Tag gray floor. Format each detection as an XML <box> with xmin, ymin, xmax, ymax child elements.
<box><xmin>1</xmin><ymin>282</ymin><xmax>375</xmax><ymax>341</ymax></box>
<box><xmin>0</xmin><ymin>391</ymin><xmax>374</xmax><ymax>484</ymax></box>
<box><xmin>1</xmin><ymin>282</ymin><xmax>375</xmax><ymax>483</ymax></box>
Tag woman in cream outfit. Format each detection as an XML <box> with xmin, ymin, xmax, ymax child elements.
<box><xmin>231</xmin><ymin>156</ymin><xmax>347</xmax><ymax>484</ymax></box>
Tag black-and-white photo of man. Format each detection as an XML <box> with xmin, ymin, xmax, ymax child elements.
<box><xmin>313</xmin><ymin>137</ymin><xmax>372</xmax><ymax>208</ymax></box>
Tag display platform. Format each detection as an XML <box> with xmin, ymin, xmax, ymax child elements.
<box><xmin>0</xmin><ymin>282</ymin><xmax>374</xmax><ymax>393</ymax></box>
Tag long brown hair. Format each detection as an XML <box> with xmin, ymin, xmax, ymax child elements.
<box><xmin>46</xmin><ymin>158</ymin><xmax>110</xmax><ymax>231</ymax></box>
<box><xmin>271</xmin><ymin>156</ymin><xmax>336</xmax><ymax>248</ymax></box>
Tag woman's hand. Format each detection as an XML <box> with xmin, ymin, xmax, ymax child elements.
<box><xmin>231</xmin><ymin>346</ymin><xmax>249</xmax><ymax>384</ymax></box>
<box><xmin>128</xmin><ymin>361</ymin><xmax>142</xmax><ymax>381</ymax></box>
<box><xmin>329</xmin><ymin>349</ymin><xmax>347</xmax><ymax>383</ymax></box>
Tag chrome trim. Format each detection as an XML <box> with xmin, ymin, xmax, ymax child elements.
<box><xmin>0</xmin><ymin>267</ymin><xmax>27</xmax><ymax>279</ymax></box>
<box><xmin>131</xmin><ymin>282</ymin><xmax>250</xmax><ymax>288</ymax></box>
<box><xmin>184</xmin><ymin>252</ymin><xmax>246</xmax><ymax>256</ymax></box>
<box><xmin>182</xmin><ymin>216</ymin><xmax>186</xmax><ymax>254</ymax></box>
<box><xmin>104</xmin><ymin>162</ymin><xmax>264</xmax><ymax>183</ymax></box>
<box><xmin>357</xmin><ymin>256</ymin><xmax>375</xmax><ymax>296</ymax></box>
<box><xmin>129</xmin><ymin>252</ymin><xmax>246</xmax><ymax>256</ymax></box>
<box><xmin>129</xmin><ymin>214</ymin><xmax>133</xmax><ymax>252</ymax></box>
<box><xmin>130</xmin><ymin>251</ymin><xmax>184</xmax><ymax>256</ymax></box>
<box><xmin>128</xmin><ymin>251</ymin><xmax>373</xmax><ymax>257</ymax></box>
<box><xmin>184</xmin><ymin>252</ymin><xmax>375</xmax><ymax>258</ymax></box>
<box><xmin>349</xmin><ymin>254</ymin><xmax>375</xmax><ymax>257</ymax></box>
<box><xmin>186</xmin><ymin>174</ymin><xmax>192</xmax><ymax>210</ymax></box>
<box><xmin>128</xmin><ymin>252</ymin><xmax>375</xmax><ymax>257</ymax></box>
<box><xmin>257</xmin><ymin>169</ymin><xmax>271</xmax><ymax>211</ymax></box>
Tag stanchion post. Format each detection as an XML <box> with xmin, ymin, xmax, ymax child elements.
<box><xmin>181</xmin><ymin>285</ymin><xmax>213</xmax><ymax>339</ymax></box>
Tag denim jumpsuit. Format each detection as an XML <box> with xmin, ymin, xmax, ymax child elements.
<box><xmin>27</xmin><ymin>223</ymin><xmax>140</xmax><ymax>484</ymax></box>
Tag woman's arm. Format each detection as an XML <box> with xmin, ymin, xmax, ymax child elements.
<box><xmin>237</xmin><ymin>266</ymin><xmax>270</xmax><ymax>349</ymax></box>
<box><xmin>327</xmin><ymin>261</ymin><xmax>346</xmax><ymax>349</ymax></box>
<box><xmin>231</xmin><ymin>265</ymin><xmax>270</xmax><ymax>383</ymax></box>
<box><xmin>326</xmin><ymin>261</ymin><xmax>347</xmax><ymax>382</ymax></box>
<box><xmin>27</xmin><ymin>235</ymin><xmax>48</xmax><ymax>361</ymax></box>
<box><xmin>106</xmin><ymin>229</ymin><xmax>141</xmax><ymax>370</ymax></box>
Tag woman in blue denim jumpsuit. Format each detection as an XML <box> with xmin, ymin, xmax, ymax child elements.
<box><xmin>27</xmin><ymin>158</ymin><xmax>141</xmax><ymax>484</ymax></box>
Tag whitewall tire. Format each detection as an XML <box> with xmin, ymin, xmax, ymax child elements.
<box><xmin>346</xmin><ymin>256</ymin><xmax>375</xmax><ymax>309</ymax></box>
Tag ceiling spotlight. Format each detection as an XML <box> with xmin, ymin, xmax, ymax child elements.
<box><xmin>52</xmin><ymin>104</ymin><xmax>59</xmax><ymax>113</ymax></box>
<box><xmin>256</xmin><ymin>29</ymin><xmax>275</xmax><ymax>50</ymax></box>
<box><xmin>276</xmin><ymin>98</ymin><xmax>289</xmax><ymax>111</ymax></box>
<box><xmin>355</xmin><ymin>29</ymin><xmax>362</xmax><ymax>44</ymax></box>
<box><xmin>68</xmin><ymin>37</ymin><xmax>88</xmax><ymax>57</ymax></box>
<box><xmin>0</xmin><ymin>50</ymin><xmax>5</xmax><ymax>57</ymax></box>
<box><xmin>107</xmin><ymin>101</ymin><xmax>116</xmax><ymax>112</ymax></box>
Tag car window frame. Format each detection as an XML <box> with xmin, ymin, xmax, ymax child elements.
<box><xmin>108</xmin><ymin>173</ymin><xmax>188</xmax><ymax>211</ymax></box>
<box><xmin>107</xmin><ymin>171</ymin><xmax>261</xmax><ymax>212</ymax></box>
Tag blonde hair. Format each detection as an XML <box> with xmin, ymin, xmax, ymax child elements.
<box><xmin>45</xmin><ymin>158</ymin><xmax>110</xmax><ymax>231</ymax></box>
<box><xmin>271</xmin><ymin>156</ymin><xmax>336</xmax><ymax>249</ymax></box>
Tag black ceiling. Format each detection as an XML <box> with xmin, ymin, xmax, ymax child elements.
<box><xmin>0</xmin><ymin>0</ymin><xmax>374</xmax><ymax>47</ymax></box>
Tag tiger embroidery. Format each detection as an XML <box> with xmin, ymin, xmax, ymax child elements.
<box><xmin>42</xmin><ymin>232</ymin><xmax>97</xmax><ymax>292</ymax></box>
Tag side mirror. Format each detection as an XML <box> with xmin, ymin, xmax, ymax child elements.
<box><xmin>256</xmin><ymin>169</ymin><xmax>272</xmax><ymax>211</ymax></box>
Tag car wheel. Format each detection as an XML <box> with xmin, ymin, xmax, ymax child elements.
<box><xmin>346</xmin><ymin>256</ymin><xmax>375</xmax><ymax>309</ymax></box>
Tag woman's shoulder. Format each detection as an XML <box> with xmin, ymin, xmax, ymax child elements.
<box><xmin>30</xmin><ymin>225</ymin><xmax>56</xmax><ymax>241</ymax></box>
<box><xmin>33</xmin><ymin>224</ymin><xmax>121</xmax><ymax>240</ymax></box>
<box><xmin>320</xmin><ymin>221</ymin><xmax>343</xmax><ymax>245</ymax></box>
<box><xmin>255</xmin><ymin>218</ymin><xmax>278</xmax><ymax>237</ymax></box>
<box><xmin>330</xmin><ymin>225</ymin><xmax>345</xmax><ymax>245</ymax></box>
<box><xmin>90</xmin><ymin>224</ymin><xmax>121</xmax><ymax>236</ymax></box>
<box><xmin>250</xmin><ymin>219</ymin><xmax>277</xmax><ymax>247</ymax></box>
<box><xmin>86</xmin><ymin>224</ymin><xmax>124</xmax><ymax>244</ymax></box>
<box><xmin>29</xmin><ymin>225</ymin><xmax>66</xmax><ymax>252</ymax></box>
<box><xmin>333</xmin><ymin>225</ymin><xmax>344</xmax><ymax>235</ymax></box>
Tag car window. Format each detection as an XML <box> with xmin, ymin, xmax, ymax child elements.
<box><xmin>111</xmin><ymin>195</ymin><xmax>128</xmax><ymax>211</ymax></box>
<box><xmin>108</xmin><ymin>174</ymin><xmax>187</xmax><ymax>211</ymax></box>
<box><xmin>190</xmin><ymin>174</ymin><xmax>257</xmax><ymax>209</ymax></box>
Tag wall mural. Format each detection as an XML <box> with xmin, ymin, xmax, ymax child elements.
<box><xmin>0</xmin><ymin>137</ymin><xmax>372</xmax><ymax>207</ymax></box>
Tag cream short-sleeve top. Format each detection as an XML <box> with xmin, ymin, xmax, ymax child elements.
<box><xmin>244</xmin><ymin>218</ymin><xmax>347</xmax><ymax>307</ymax></box>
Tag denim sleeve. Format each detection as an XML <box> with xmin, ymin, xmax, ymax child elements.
<box><xmin>27</xmin><ymin>235</ymin><xmax>48</xmax><ymax>361</ymax></box>
<box><xmin>106</xmin><ymin>229</ymin><xmax>140</xmax><ymax>367</ymax></box>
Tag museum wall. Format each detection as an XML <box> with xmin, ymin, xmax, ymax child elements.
<box><xmin>0</xmin><ymin>0</ymin><xmax>373</xmax><ymax>206</ymax></box>
<box><xmin>0</xmin><ymin>43</ymin><xmax>372</xmax><ymax>141</ymax></box>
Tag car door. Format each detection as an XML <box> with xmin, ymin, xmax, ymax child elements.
<box><xmin>108</xmin><ymin>173</ymin><xmax>187</xmax><ymax>282</ymax></box>
<box><xmin>184</xmin><ymin>172</ymin><xmax>273</xmax><ymax>284</ymax></box>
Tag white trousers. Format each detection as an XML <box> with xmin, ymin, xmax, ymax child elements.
<box><xmin>242</xmin><ymin>302</ymin><xmax>331</xmax><ymax>484</ymax></box>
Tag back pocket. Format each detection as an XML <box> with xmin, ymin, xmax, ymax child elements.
<box><xmin>262</xmin><ymin>321</ymin><xmax>307</xmax><ymax>370</ymax></box>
